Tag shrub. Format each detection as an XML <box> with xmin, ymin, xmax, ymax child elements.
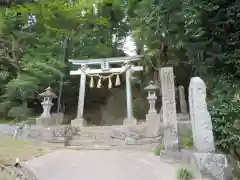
<box><xmin>133</xmin><ymin>97</ymin><xmax>148</xmax><ymax>120</ymax></box>
<box><xmin>208</xmin><ymin>78</ymin><xmax>240</xmax><ymax>161</ymax></box>
<box><xmin>152</xmin><ymin>144</ymin><xmax>164</xmax><ymax>156</ymax></box>
<box><xmin>180</xmin><ymin>135</ymin><xmax>193</xmax><ymax>148</ymax></box>
<box><xmin>8</xmin><ymin>105</ymin><xmax>33</xmax><ymax>121</ymax></box>
<box><xmin>176</xmin><ymin>167</ymin><xmax>194</xmax><ymax>180</ymax></box>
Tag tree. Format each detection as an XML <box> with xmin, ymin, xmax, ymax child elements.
<box><xmin>126</xmin><ymin>0</ymin><xmax>240</xmax><ymax>162</ymax></box>
<box><xmin>0</xmin><ymin>0</ymin><xmax>130</xmax><ymax>120</ymax></box>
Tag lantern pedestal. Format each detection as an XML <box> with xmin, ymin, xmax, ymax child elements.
<box><xmin>36</xmin><ymin>101</ymin><xmax>54</xmax><ymax>126</ymax></box>
<box><xmin>41</xmin><ymin>101</ymin><xmax>53</xmax><ymax>119</ymax></box>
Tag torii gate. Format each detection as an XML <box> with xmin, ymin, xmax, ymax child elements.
<box><xmin>69</xmin><ymin>55</ymin><xmax>143</xmax><ymax>126</ymax></box>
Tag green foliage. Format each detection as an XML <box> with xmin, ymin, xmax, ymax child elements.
<box><xmin>0</xmin><ymin>0</ymin><xmax>129</xmax><ymax>120</ymax></box>
<box><xmin>208</xmin><ymin>77</ymin><xmax>240</xmax><ymax>159</ymax></box>
<box><xmin>12</xmin><ymin>0</ymin><xmax>107</xmax><ymax>35</ymax></box>
<box><xmin>180</xmin><ymin>135</ymin><xmax>193</xmax><ymax>149</ymax></box>
<box><xmin>8</xmin><ymin>106</ymin><xmax>33</xmax><ymax>121</ymax></box>
<box><xmin>132</xmin><ymin>97</ymin><xmax>148</xmax><ymax>120</ymax></box>
<box><xmin>0</xmin><ymin>100</ymin><xmax>14</xmax><ymax>116</ymax></box>
<box><xmin>176</xmin><ymin>168</ymin><xmax>194</xmax><ymax>180</ymax></box>
<box><xmin>152</xmin><ymin>144</ymin><xmax>164</xmax><ymax>156</ymax></box>
<box><xmin>127</xmin><ymin>0</ymin><xmax>240</xmax><ymax>162</ymax></box>
<box><xmin>127</xmin><ymin>0</ymin><xmax>188</xmax><ymax>69</ymax></box>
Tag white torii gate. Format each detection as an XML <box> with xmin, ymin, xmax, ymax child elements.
<box><xmin>69</xmin><ymin>55</ymin><xmax>143</xmax><ymax>126</ymax></box>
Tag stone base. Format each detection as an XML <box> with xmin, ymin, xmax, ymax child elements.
<box><xmin>13</xmin><ymin>125</ymin><xmax>74</xmax><ymax>147</ymax></box>
<box><xmin>36</xmin><ymin>117</ymin><xmax>53</xmax><ymax>126</ymax></box>
<box><xmin>71</xmin><ymin>118</ymin><xmax>85</xmax><ymax>127</ymax></box>
<box><xmin>123</xmin><ymin>117</ymin><xmax>137</xmax><ymax>125</ymax></box>
<box><xmin>146</xmin><ymin>113</ymin><xmax>161</xmax><ymax>136</ymax></box>
<box><xmin>160</xmin><ymin>150</ymin><xmax>233</xmax><ymax>180</ymax></box>
<box><xmin>52</xmin><ymin>113</ymin><xmax>64</xmax><ymax>125</ymax></box>
<box><xmin>191</xmin><ymin>152</ymin><xmax>233</xmax><ymax>180</ymax></box>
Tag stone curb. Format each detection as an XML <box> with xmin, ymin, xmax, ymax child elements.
<box><xmin>19</xmin><ymin>161</ymin><xmax>39</xmax><ymax>180</ymax></box>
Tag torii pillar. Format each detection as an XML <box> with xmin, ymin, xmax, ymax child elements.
<box><xmin>71</xmin><ymin>66</ymin><xmax>87</xmax><ymax>127</ymax></box>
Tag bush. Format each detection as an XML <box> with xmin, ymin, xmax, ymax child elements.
<box><xmin>152</xmin><ymin>144</ymin><xmax>164</xmax><ymax>156</ymax></box>
<box><xmin>8</xmin><ymin>105</ymin><xmax>33</xmax><ymax>121</ymax></box>
<box><xmin>208</xmin><ymin>78</ymin><xmax>240</xmax><ymax>161</ymax></box>
<box><xmin>0</xmin><ymin>100</ymin><xmax>14</xmax><ymax>118</ymax></box>
<box><xmin>180</xmin><ymin>135</ymin><xmax>193</xmax><ymax>148</ymax></box>
<box><xmin>176</xmin><ymin>168</ymin><xmax>194</xmax><ymax>180</ymax></box>
<box><xmin>133</xmin><ymin>97</ymin><xmax>148</xmax><ymax>120</ymax></box>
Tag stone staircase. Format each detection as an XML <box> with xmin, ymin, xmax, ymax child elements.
<box><xmin>64</xmin><ymin>114</ymin><xmax>191</xmax><ymax>150</ymax></box>
<box><xmin>67</xmin><ymin>126</ymin><xmax>118</xmax><ymax>150</ymax></box>
<box><xmin>66</xmin><ymin>125</ymin><xmax>163</xmax><ymax>151</ymax></box>
<box><xmin>14</xmin><ymin>114</ymin><xmax>191</xmax><ymax>151</ymax></box>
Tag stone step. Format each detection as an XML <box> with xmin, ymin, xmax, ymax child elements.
<box><xmin>75</xmin><ymin>126</ymin><xmax>121</xmax><ymax>133</ymax></box>
<box><xmin>66</xmin><ymin>144</ymin><xmax>155</xmax><ymax>151</ymax></box>
<box><xmin>80</xmin><ymin>125</ymin><xmax>122</xmax><ymax>130</ymax></box>
<box><xmin>69</xmin><ymin>136</ymin><xmax>161</xmax><ymax>147</ymax></box>
<box><xmin>74</xmin><ymin>129</ymin><xmax>113</xmax><ymax>136</ymax></box>
<box><xmin>66</xmin><ymin>145</ymin><xmax>112</xmax><ymax>150</ymax></box>
<box><xmin>71</xmin><ymin>132</ymin><xmax>111</xmax><ymax>140</ymax></box>
<box><xmin>69</xmin><ymin>139</ymin><xmax>120</xmax><ymax>146</ymax></box>
<box><xmin>68</xmin><ymin>139</ymin><xmax>111</xmax><ymax>146</ymax></box>
<box><xmin>47</xmin><ymin>142</ymin><xmax>66</xmax><ymax>148</ymax></box>
<box><xmin>47</xmin><ymin>137</ymin><xmax>65</xmax><ymax>143</ymax></box>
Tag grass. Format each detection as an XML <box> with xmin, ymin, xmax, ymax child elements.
<box><xmin>0</xmin><ymin>119</ymin><xmax>12</xmax><ymax>124</ymax></box>
<box><xmin>0</xmin><ymin>136</ymin><xmax>54</xmax><ymax>166</ymax></box>
<box><xmin>0</xmin><ymin>136</ymin><xmax>57</xmax><ymax>180</ymax></box>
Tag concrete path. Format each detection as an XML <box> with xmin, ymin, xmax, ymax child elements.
<box><xmin>21</xmin><ymin>150</ymin><xmax>183</xmax><ymax>180</ymax></box>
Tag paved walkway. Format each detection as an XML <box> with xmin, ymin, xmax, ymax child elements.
<box><xmin>21</xmin><ymin>150</ymin><xmax>184</xmax><ymax>180</ymax></box>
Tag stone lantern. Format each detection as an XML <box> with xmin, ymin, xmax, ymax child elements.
<box><xmin>144</xmin><ymin>80</ymin><xmax>161</xmax><ymax>137</ymax></box>
<box><xmin>144</xmin><ymin>81</ymin><xmax>159</xmax><ymax>114</ymax></box>
<box><xmin>36</xmin><ymin>86</ymin><xmax>57</xmax><ymax>125</ymax></box>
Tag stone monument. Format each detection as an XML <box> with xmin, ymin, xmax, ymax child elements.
<box><xmin>188</xmin><ymin>77</ymin><xmax>233</xmax><ymax>180</ymax></box>
<box><xmin>144</xmin><ymin>80</ymin><xmax>161</xmax><ymax>136</ymax></box>
<box><xmin>188</xmin><ymin>77</ymin><xmax>215</xmax><ymax>152</ymax></box>
<box><xmin>159</xmin><ymin>67</ymin><xmax>179</xmax><ymax>151</ymax></box>
<box><xmin>36</xmin><ymin>86</ymin><xmax>57</xmax><ymax>126</ymax></box>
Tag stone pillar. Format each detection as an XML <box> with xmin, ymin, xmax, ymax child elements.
<box><xmin>123</xmin><ymin>62</ymin><xmax>137</xmax><ymax>125</ymax></box>
<box><xmin>41</xmin><ymin>100</ymin><xmax>53</xmax><ymax>119</ymax></box>
<box><xmin>159</xmin><ymin>67</ymin><xmax>179</xmax><ymax>151</ymax></box>
<box><xmin>71</xmin><ymin>66</ymin><xmax>87</xmax><ymax>127</ymax></box>
<box><xmin>189</xmin><ymin>77</ymin><xmax>215</xmax><ymax>152</ymax></box>
<box><xmin>77</xmin><ymin>73</ymin><xmax>86</xmax><ymax>119</ymax></box>
<box><xmin>178</xmin><ymin>85</ymin><xmax>187</xmax><ymax>113</ymax></box>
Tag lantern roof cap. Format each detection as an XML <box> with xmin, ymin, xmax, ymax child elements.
<box><xmin>144</xmin><ymin>81</ymin><xmax>159</xmax><ymax>91</ymax></box>
<box><xmin>39</xmin><ymin>86</ymin><xmax>57</xmax><ymax>98</ymax></box>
